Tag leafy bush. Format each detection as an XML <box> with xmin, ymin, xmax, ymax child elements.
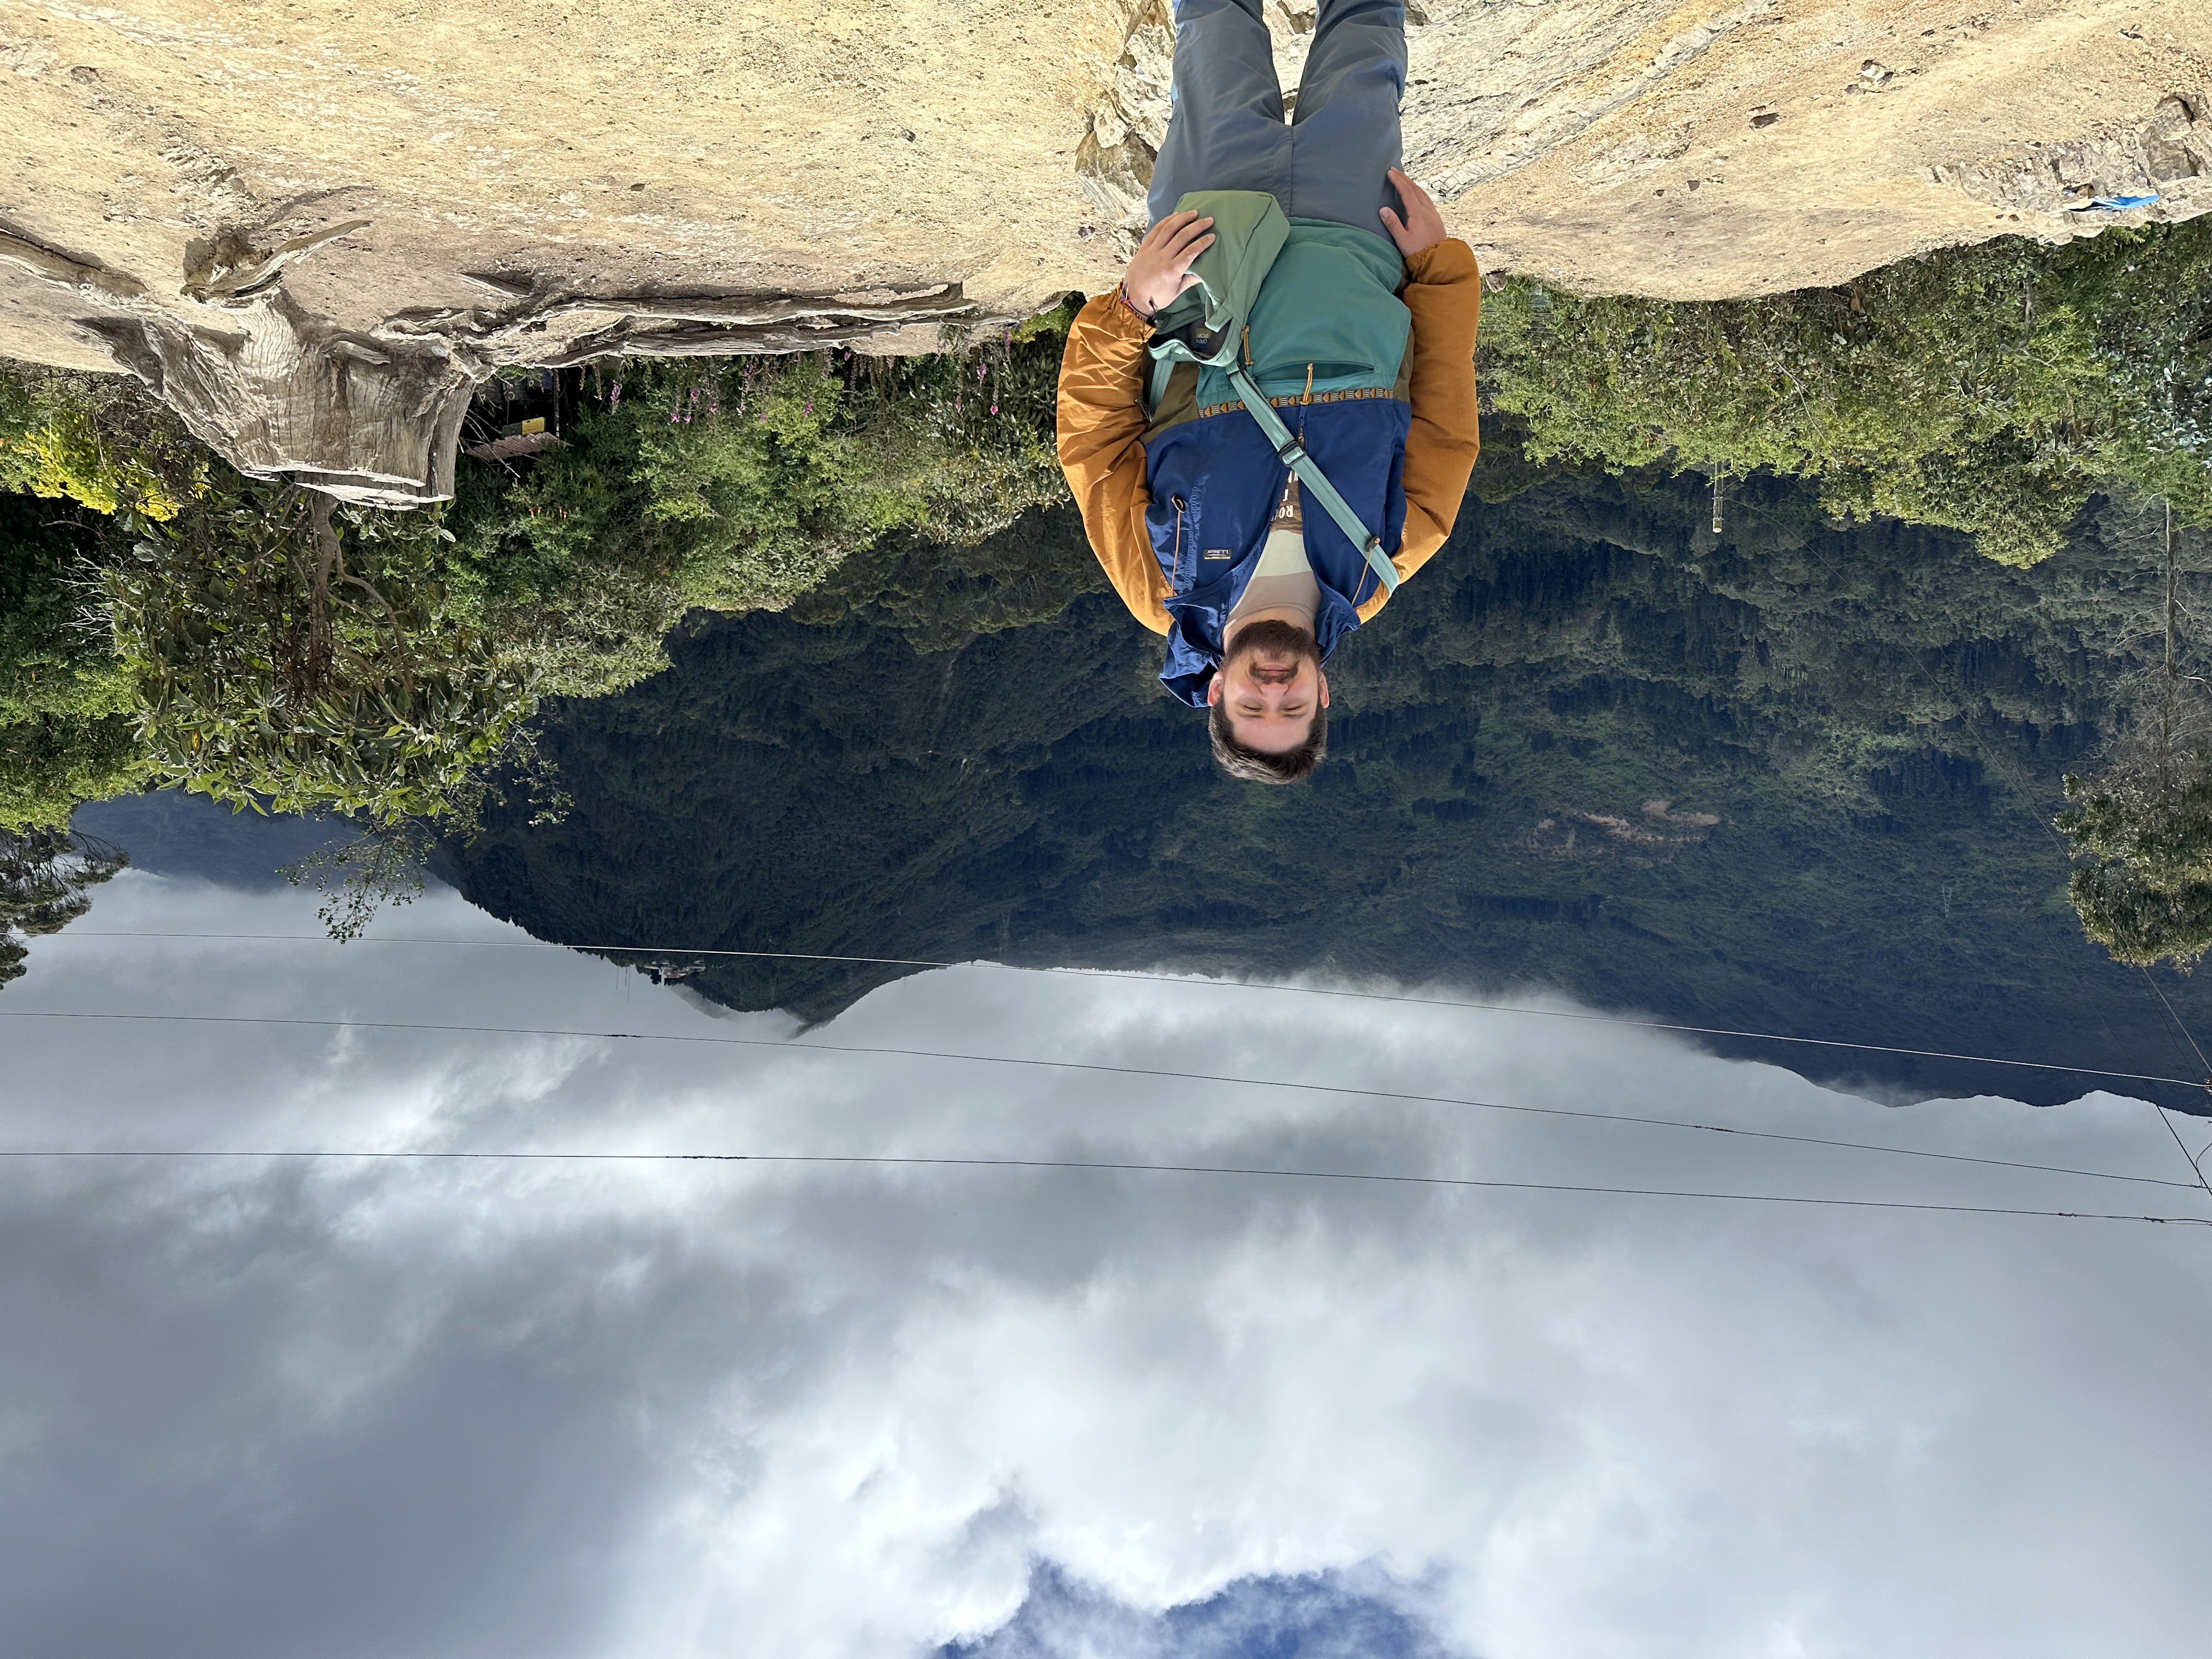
<box><xmin>0</xmin><ymin>363</ymin><xmax>204</xmax><ymax>521</ymax></box>
<box><xmin>1480</xmin><ymin>220</ymin><xmax>2212</xmax><ymax>566</ymax></box>
<box><xmin>2057</xmin><ymin>763</ymin><xmax>2212</xmax><ymax>967</ymax></box>
<box><xmin>0</xmin><ymin>493</ymin><xmax>144</xmax><ymax>830</ymax></box>
<box><xmin>106</xmin><ymin>482</ymin><xmax>541</xmax><ymax>826</ymax></box>
<box><xmin>445</xmin><ymin>309</ymin><xmax>1076</xmax><ymax>698</ymax></box>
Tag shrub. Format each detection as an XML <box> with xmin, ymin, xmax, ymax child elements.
<box><xmin>106</xmin><ymin>481</ymin><xmax>541</xmax><ymax>826</ymax></box>
<box><xmin>0</xmin><ymin>492</ymin><xmax>143</xmax><ymax>830</ymax></box>
<box><xmin>1480</xmin><ymin>221</ymin><xmax>2212</xmax><ymax>566</ymax></box>
<box><xmin>444</xmin><ymin>311</ymin><xmax>1076</xmax><ymax>698</ymax></box>
<box><xmin>0</xmin><ymin>363</ymin><xmax>204</xmax><ymax>521</ymax></box>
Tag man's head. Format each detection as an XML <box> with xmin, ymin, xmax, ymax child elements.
<box><xmin>1206</xmin><ymin>617</ymin><xmax>1329</xmax><ymax>783</ymax></box>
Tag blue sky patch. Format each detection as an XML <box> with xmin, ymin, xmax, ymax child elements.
<box><xmin>941</xmin><ymin>1562</ymin><xmax>1462</xmax><ymax>1659</ymax></box>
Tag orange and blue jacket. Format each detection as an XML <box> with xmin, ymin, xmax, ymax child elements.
<box><xmin>1056</xmin><ymin>238</ymin><xmax>1484</xmax><ymax>705</ymax></box>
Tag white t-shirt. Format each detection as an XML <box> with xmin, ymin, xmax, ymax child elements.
<box><xmin>1225</xmin><ymin>479</ymin><xmax>1318</xmax><ymax>633</ymax></box>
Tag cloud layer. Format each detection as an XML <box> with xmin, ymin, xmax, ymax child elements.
<box><xmin>3</xmin><ymin>874</ymin><xmax>2211</xmax><ymax>1658</ymax></box>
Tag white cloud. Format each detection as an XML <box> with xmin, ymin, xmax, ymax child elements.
<box><xmin>2</xmin><ymin>874</ymin><xmax>2210</xmax><ymax>1657</ymax></box>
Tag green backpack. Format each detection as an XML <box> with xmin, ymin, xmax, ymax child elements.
<box><xmin>1144</xmin><ymin>189</ymin><xmax>1399</xmax><ymax>596</ymax></box>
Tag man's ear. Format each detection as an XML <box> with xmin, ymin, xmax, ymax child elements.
<box><xmin>1318</xmin><ymin>670</ymin><xmax>1330</xmax><ymax>709</ymax></box>
<box><xmin>1206</xmin><ymin>673</ymin><xmax>1222</xmax><ymax>707</ymax></box>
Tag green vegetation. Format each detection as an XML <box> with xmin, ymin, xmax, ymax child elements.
<box><xmin>445</xmin><ymin>460</ymin><xmax>2212</xmax><ymax>1108</ymax></box>
<box><xmin>786</xmin><ymin>490</ymin><xmax>1110</xmax><ymax>651</ymax></box>
<box><xmin>107</xmin><ymin>484</ymin><xmax>541</xmax><ymax>827</ymax></box>
<box><xmin>2057</xmin><ymin>763</ymin><xmax>2212</xmax><ymax>967</ymax></box>
<box><xmin>2046</xmin><ymin>505</ymin><xmax>2212</xmax><ymax>969</ymax></box>
<box><xmin>444</xmin><ymin>311</ymin><xmax>1076</xmax><ymax>698</ymax></box>
<box><xmin>15</xmin><ymin>212</ymin><xmax>2210</xmax><ymax>845</ymax></box>
<box><xmin>1480</xmin><ymin>220</ymin><xmax>2212</xmax><ymax>567</ymax></box>
<box><xmin>0</xmin><ymin>492</ymin><xmax>145</xmax><ymax>830</ymax></box>
<box><xmin>0</xmin><ymin>363</ymin><xmax>203</xmax><ymax>520</ymax></box>
<box><xmin>0</xmin><ymin>313</ymin><xmax>1076</xmax><ymax>847</ymax></box>
<box><xmin>18</xmin><ymin>224</ymin><xmax>2212</xmax><ymax>998</ymax></box>
<box><xmin>0</xmin><ymin>363</ymin><xmax>557</xmax><ymax>844</ymax></box>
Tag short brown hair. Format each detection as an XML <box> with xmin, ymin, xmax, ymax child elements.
<box><xmin>1209</xmin><ymin>696</ymin><xmax>1327</xmax><ymax>783</ymax></box>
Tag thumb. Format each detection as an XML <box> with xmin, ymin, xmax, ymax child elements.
<box><xmin>1177</xmin><ymin>270</ymin><xmax>1203</xmax><ymax>294</ymax></box>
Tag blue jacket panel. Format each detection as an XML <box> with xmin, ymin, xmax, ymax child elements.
<box><xmin>1143</xmin><ymin>396</ymin><xmax>1410</xmax><ymax>707</ymax></box>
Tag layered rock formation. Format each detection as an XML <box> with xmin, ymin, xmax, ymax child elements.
<box><xmin>2</xmin><ymin>0</ymin><xmax>2207</xmax><ymax>502</ymax></box>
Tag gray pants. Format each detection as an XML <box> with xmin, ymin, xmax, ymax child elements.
<box><xmin>1146</xmin><ymin>0</ymin><xmax>1407</xmax><ymax>240</ymax></box>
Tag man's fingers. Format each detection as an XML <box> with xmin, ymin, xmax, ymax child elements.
<box><xmin>1166</xmin><ymin>216</ymin><xmax>1216</xmax><ymax>254</ymax></box>
<box><xmin>1144</xmin><ymin>208</ymin><xmax>1203</xmax><ymax>247</ymax></box>
<box><xmin>1173</xmin><ymin>232</ymin><xmax>1217</xmax><ymax>270</ymax></box>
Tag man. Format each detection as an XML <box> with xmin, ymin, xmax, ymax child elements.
<box><xmin>1058</xmin><ymin>0</ymin><xmax>1484</xmax><ymax>783</ymax></box>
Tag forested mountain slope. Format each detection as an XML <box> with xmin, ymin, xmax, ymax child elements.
<box><xmin>444</xmin><ymin>464</ymin><xmax>2212</xmax><ymax>1107</ymax></box>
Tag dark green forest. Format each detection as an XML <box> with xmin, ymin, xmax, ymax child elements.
<box><xmin>443</xmin><ymin>453</ymin><xmax>2212</xmax><ymax>1107</ymax></box>
<box><xmin>1</xmin><ymin>313</ymin><xmax>1076</xmax><ymax>833</ymax></box>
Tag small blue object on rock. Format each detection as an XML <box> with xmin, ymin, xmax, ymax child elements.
<box><xmin>2074</xmin><ymin>193</ymin><xmax>2161</xmax><ymax>211</ymax></box>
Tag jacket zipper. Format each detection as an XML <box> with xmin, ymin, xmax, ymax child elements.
<box><xmin>1171</xmin><ymin>494</ymin><xmax>1188</xmax><ymax>588</ymax></box>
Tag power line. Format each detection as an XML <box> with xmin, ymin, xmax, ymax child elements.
<box><xmin>2010</xmin><ymin>719</ymin><xmax>2212</xmax><ymax>1201</ymax></box>
<box><xmin>1</xmin><ymin>1146</ymin><xmax>2204</xmax><ymax>1226</ymax></box>
<box><xmin>0</xmin><ymin>1007</ymin><xmax>2201</xmax><ymax>1194</ymax></box>
<box><xmin>2132</xmin><ymin>964</ymin><xmax>2212</xmax><ymax>1200</ymax></box>
<box><xmin>2125</xmin><ymin>500</ymin><xmax>2212</xmax><ymax>1195</ymax></box>
<box><xmin>44</xmin><ymin>931</ymin><xmax>2212</xmax><ymax>1094</ymax></box>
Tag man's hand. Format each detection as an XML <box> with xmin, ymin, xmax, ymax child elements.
<box><xmin>1121</xmin><ymin>210</ymin><xmax>1216</xmax><ymax>318</ymax></box>
<box><xmin>1380</xmin><ymin>168</ymin><xmax>1448</xmax><ymax>257</ymax></box>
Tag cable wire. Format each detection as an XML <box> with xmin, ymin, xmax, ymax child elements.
<box><xmin>1</xmin><ymin>1146</ymin><xmax>2205</xmax><ymax>1226</ymax></box>
<box><xmin>43</xmin><ymin>931</ymin><xmax>2212</xmax><ymax>1094</ymax></box>
<box><xmin>0</xmin><ymin>1007</ymin><xmax>2200</xmax><ymax>1194</ymax></box>
<box><xmin>2131</xmin><ymin>964</ymin><xmax>2212</xmax><ymax>1200</ymax></box>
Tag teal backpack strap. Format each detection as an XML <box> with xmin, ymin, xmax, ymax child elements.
<box><xmin>1226</xmin><ymin>365</ymin><xmax>1399</xmax><ymax>595</ymax></box>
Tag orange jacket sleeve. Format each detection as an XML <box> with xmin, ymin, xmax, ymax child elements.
<box><xmin>1057</xmin><ymin>292</ymin><xmax>1172</xmax><ymax>635</ymax></box>
<box><xmin>1357</xmin><ymin>238</ymin><xmax>1483</xmax><ymax>623</ymax></box>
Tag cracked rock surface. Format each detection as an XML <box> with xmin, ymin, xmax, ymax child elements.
<box><xmin>2</xmin><ymin>0</ymin><xmax>2209</xmax><ymax>380</ymax></box>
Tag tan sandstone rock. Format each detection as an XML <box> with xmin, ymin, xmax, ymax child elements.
<box><xmin>1</xmin><ymin>0</ymin><xmax>2207</xmax><ymax>500</ymax></box>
